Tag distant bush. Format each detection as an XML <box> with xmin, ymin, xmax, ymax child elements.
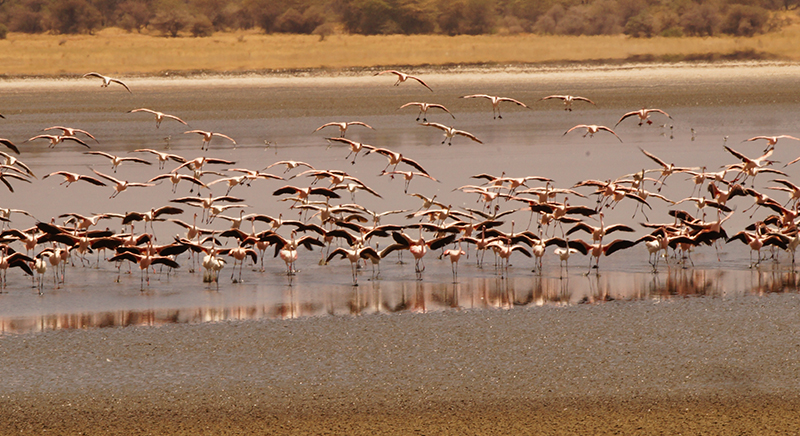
<box><xmin>0</xmin><ymin>24</ymin><xmax>8</xmax><ymax>39</ymax></box>
<box><xmin>191</xmin><ymin>15</ymin><xmax>214</xmax><ymax>36</ymax></box>
<box><xmin>47</xmin><ymin>0</ymin><xmax>102</xmax><ymax>34</ymax></box>
<box><xmin>0</xmin><ymin>0</ymin><xmax>791</xmax><ymax>37</ymax></box>
<box><xmin>722</xmin><ymin>4</ymin><xmax>770</xmax><ymax>36</ymax></box>
<box><xmin>151</xmin><ymin>0</ymin><xmax>193</xmax><ymax>36</ymax></box>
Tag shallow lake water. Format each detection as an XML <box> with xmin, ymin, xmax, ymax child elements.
<box><xmin>2</xmin><ymin>63</ymin><xmax>800</xmax><ymax>333</ymax></box>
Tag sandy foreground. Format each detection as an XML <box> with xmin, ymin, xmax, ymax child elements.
<box><xmin>1</xmin><ymin>294</ymin><xmax>799</xmax><ymax>434</ymax></box>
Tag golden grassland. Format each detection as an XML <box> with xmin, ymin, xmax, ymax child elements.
<box><xmin>1</xmin><ymin>20</ymin><xmax>800</xmax><ymax>77</ymax></box>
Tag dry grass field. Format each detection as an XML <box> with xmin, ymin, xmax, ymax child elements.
<box><xmin>0</xmin><ymin>19</ymin><xmax>799</xmax><ymax>77</ymax></box>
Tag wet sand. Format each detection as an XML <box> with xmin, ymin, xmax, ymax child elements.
<box><xmin>3</xmin><ymin>62</ymin><xmax>800</xmax><ymax>433</ymax></box>
<box><xmin>2</xmin><ymin>294</ymin><xmax>800</xmax><ymax>434</ymax></box>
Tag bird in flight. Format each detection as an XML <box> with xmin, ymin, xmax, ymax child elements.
<box><xmin>615</xmin><ymin>108</ymin><xmax>672</xmax><ymax>127</ymax></box>
<box><xmin>83</xmin><ymin>72</ymin><xmax>132</xmax><ymax>93</ymax></box>
<box><xmin>184</xmin><ymin>130</ymin><xmax>237</xmax><ymax>151</ymax></box>
<box><xmin>374</xmin><ymin>70</ymin><xmax>433</xmax><ymax>92</ymax></box>
<box><xmin>399</xmin><ymin>102</ymin><xmax>454</xmax><ymax>122</ymax></box>
<box><xmin>460</xmin><ymin>94</ymin><xmax>529</xmax><ymax>119</ymax></box>
<box><xmin>313</xmin><ymin>121</ymin><xmax>374</xmax><ymax>138</ymax></box>
<box><xmin>538</xmin><ymin>94</ymin><xmax>596</xmax><ymax>111</ymax></box>
<box><xmin>421</xmin><ymin>122</ymin><xmax>483</xmax><ymax>145</ymax></box>
<box><xmin>128</xmin><ymin>108</ymin><xmax>189</xmax><ymax>129</ymax></box>
<box><xmin>563</xmin><ymin>125</ymin><xmax>622</xmax><ymax>142</ymax></box>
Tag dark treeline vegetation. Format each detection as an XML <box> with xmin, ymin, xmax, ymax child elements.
<box><xmin>0</xmin><ymin>0</ymin><xmax>796</xmax><ymax>39</ymax></box>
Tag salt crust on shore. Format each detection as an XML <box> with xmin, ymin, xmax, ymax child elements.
<box><xmin>1</xmin><ymin>294</ymin><xmax>799</xmax><ymax>434</ymax></box>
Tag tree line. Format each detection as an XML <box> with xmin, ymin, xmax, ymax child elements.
<box><xmin>0</xmin><ymin>0</ymin><xmax>796</xmax><ymax>39</ymax></box>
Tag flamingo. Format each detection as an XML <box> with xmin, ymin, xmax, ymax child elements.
<box><xmin>0</xmin><ymin>246</ymin><xmax>33</xmax><ymax>289</ymax></box>
<box><xmin>218</xmin><ymin>244</ymin><xmax>258</xmax><ymax>283</ymax></box>
<box><xmin>615</xmin><ymin>108</ymin><xmax>672</xmax><ymax>127</ymax></box>
<box><xmin>43</xmin><ymin>126</ymin><xmax>98</xmax><ymax>143</ymax></box>
<box><xmin>83</xmin><ymin>72</ymin><xmax>132</xmax><ymax>92</ymax></box>
<box><xmin>326</xmin><ymin>245</ymin><xmax>380</xmax><ymax>285</ymax></box>
<box><xmin>744</xmin><ymin>135</ymin><xmax>800</xmax><ymax>152</ymax></box>
<box><xmin>91</xmin><ymin>169</ymin><xmax>155</xmax><ymax>198</ymax></box>
<box><xmin>133</xmin><ymin>149</ymin><xmax>187</xmax><ymax>170</ymax></box>
<box><xmin>563</xmin><ymin>125</ymin><xmax>622</xmax><ymax>142</ymax></box>
<box><xmin>0</xmin><ymin>151</ymin><xmax>34</xmax><ymax>176</ymax></box>
<box><xmin>0</xmin><ymin>138</ymin><xmax>20</xmax><ymax>155</ymax></box>
<box><xmin>460</xmin><ymin>94</ymin><xmax>529</xmax><ymax>119</ymax></box>
<box><xmin>85</xmin><ymin>151</ymin><xmax>152</xmax><ymax>173</ymax></box>
<box><xmin>128</xmin><ymin>108</ymin><xmax>189</xmax><ymax>128</ymax></box>
<box><xmin>265</xmin><ymin>160</ymin><xmax>315</xmax><ymax>174</ymax></box>
<box><xmin>42</xmin><ymin>171</ymin><xmax>106</xmax><ymax>187</ymax></box>
<box><xmin>639</xmin><ymin>147</ymin><xmax>698</xmax><ymax>191</ymax></box>
<box><xmin>380</xmin><ymin>230</ymin><xmax>455</xmax><ymax>279</ymax></box>
<box><xmin>313</xmin><ymin>121</ymin><xmax>374</xmax><ymax>137</ymax></box>
<box><xmin>380</xmin><ymin>170</ymin><xmax>438</xmax><ymax>193</ymax></box>
<box><xmin>363</xmin><ymin>147</ymin><xmax>431</xmax><ymax>175</ymax></box>
<box><xmin>260</xmin><ymin>230</ymin><xmax>325</xmax><ymax>276</ymax></box>
<box><xmin>108</xmin><ymin>249</ymin><xmax>180</xmax><ymax>289</ymax></box>
<box><xmin>324</xmin><ymin>137</ymin><xmax>376</xmax><ymax>164</ymax></box>
<box><xmin>148</xmin><ymin>172</ymin><xmax>208</xmax><ymax>193</ymax></box>
<box><xmin>27</xmin><ymin>134</ymin><xmax>89</xmax><ymax>148</ymax></box>
<box><xmin>439</xmin><ymin>242</ymin><xmax>467</xmax><ymax>282</ymax></box>
<box><xmin>538</xmin><ymin>94</ymin><xmax>596</xmax><ymax>111</ymax></box>
<box><xmin>201</xmin><ymin>246</ymin><xmax>226</xmax><ymax>288</ymax></box>
<box><xmin>421</xmin><ymin>122</ymin><xmax>483</xmax><ymax>145</ymax></box>
<box><xmin>374</xmin><ymin>70</ymin><xmax>433</xmax><ymax>92</ymax></box>
<box><xmin>399</xmin><ymin>102</ymin><xmax>454</xmax><ymax>122</ymax></box>
<box><xmin>183</xmin><ymin>130</ymin><xmax>236</xmax><ymax>150</ymax></box>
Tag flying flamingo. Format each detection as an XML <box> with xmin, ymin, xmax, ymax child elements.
<box><xmin>399</xmin><ymin>102</ymin><xmax>454</xmax><ymax>122</ymax></box>
<box><xmin>313</xmin><ymin>121</ymin><xmax>374</xmax><ymax>138</ymax></box>
<box><xmin>421</xmin><ymin>122</ymin><xmax>483</xmax><ymax>145</ymax></box>
<box><xmin>133</xmin><ymin>149</ymin><xmax>187</xmax><ymax>169</ymax></box>
<box><xmin>43</xmin><ymin>126</ymin><xmax>98</xmax><ymax>143</ymax></box>
<box><xmin>563</xmin><ymin>125</ymin><xmax>622</xmax><ymax>142</ymax></box>
<box><xmin>380</xmin><ymin>170</ymin><xmax>438</xmax><ymax>193</ymax></box>
<box><xmin>324</xmin><ymin>137</ymin><xmax>376</xmax><ymax>164</ymax></box>
<box><xmin>42</xmin><ymin>171</ymin><xmax>107</xmax><ymax>187</ymax></box>
<box><xmin>374</xmin><ymin>70</ymin><xmax>433</xmax><ymax>92</ymax></box>
<box><xmin>27</xmin><ymin>134</ymin><xmax>89</xmax><ymax>148</ymax></box>
<box><xmin>364</xmin><ymin>147</ymin><xmax>431</xmax><ymax>175</ymax></box>
<box><xmin>538</xmin><ymin>94</ymin><xmax>596</xmax><ymax>111</ymax></box>
<box><xmin>91</xmin><ymin>169</ymin><xmax>156</xmax><ymax>198</ymax></box>
<box><xmin>128</xmin><ymin>108</ymin><xmax>189</xmax><ymax>128</ymax></box>
<box><xmin>85</xmin><ymin>151</ymin><xmax>152</xmax><ymax>173</ymax></box>
<box><xmin>0</xmin><ymin>138</ymin><xmax>20</xmax><ymax>155</ymax></box>
<box><xmin>460</xmin><ymin>94</ymin><xmax>529</xmax><ymax>119</ymax></box>
<box><xmin>183</xmin><ymin>130</ymin><xmax>237</xmax><ymax>150</ymax></box>
<box><xmin>83</xmin><ymin>72</ymin><xmax>132</xmax><ymax>92</ymax></box>
<box><xmin>615</xmin><ymin>108</ymin><xmax>672</xmax><ymax>127</ymax></box>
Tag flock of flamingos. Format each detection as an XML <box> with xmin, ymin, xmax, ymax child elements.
<box><xmin>1</xmin><ymin>69</ymin><xmax>800</xmax><ymax>293</ymax></box>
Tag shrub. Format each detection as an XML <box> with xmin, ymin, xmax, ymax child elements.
<box><xmin>532</xmin><ymin>3</ymin><xmax>565</xmax><ymax>34</ymax></box>
<box><xmin>0</xmin><ymin>24</ymin><xmax>8</xmax><ymax>39</ymax></box>
<box><xmin>625</xmin><ymin>12</ymin><xmax>655</xmax><ymax>37</ymax></box>
<box><xmin>680</xmin><ymin>3</ymin><xmax>722</xmax><ymax>36</ymax></box>
<box><xmin>47</xmin><ymin>0</ymin><xmax>102</xmax><ymax>34</ymax></box>
<box><xmin>191</xmin><ymin>14</ymin><xmax>214</xmax><ymax>36</ymax></box>
<box><xmin>151</xmin><ymin>0</ymin><xmax>192</xmax><ymax>36</ymax></box>
<box><xmin>7</xmin><ymin>2</ymin><xmax>47</xmax><ymax>34</ymax></box>
<box><xmin>721</xmin><ymin>4</ymin><xmax>769</xmax><ymax>36</ymax></box>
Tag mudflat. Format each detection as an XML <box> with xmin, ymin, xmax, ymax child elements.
<box><xmin>2</xmin><ymin>295</ymin><xmax>799</xmax><ymax>434</ymax></box>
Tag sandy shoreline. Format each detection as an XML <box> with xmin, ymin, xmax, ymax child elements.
<box><xmin>2</xmin><ymin>294</ymin><xmax>799</xmax><ymax>434</ymax></box>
